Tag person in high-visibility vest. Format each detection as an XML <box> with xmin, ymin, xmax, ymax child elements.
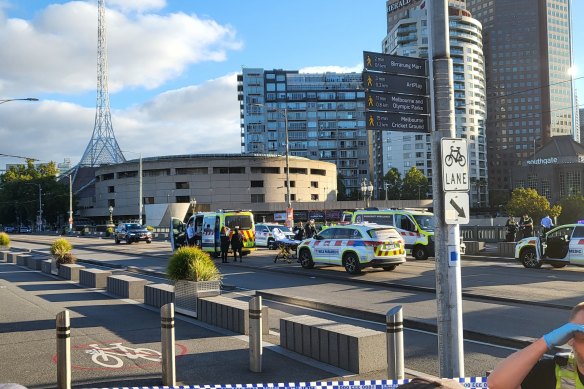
<box><xmin>487</xmin><ymin>301</ymin><xmax>584</xmax><ymax>389</ymax></box>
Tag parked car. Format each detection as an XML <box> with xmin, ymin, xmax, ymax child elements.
<box><xmin>3</xmin><ymin>226</ymin><xmax>16</xmax><ymax>233</ymax></box>
<box><xmin>114</xmin><ymin>223</ymin><xmax>152</xmax><ymax>244</ymax></box>
<box><xmin>515</xmin><ymin>223</ymin><xmax>584</xmax><ymax>269</ymax></box>
<box><xmin>296</xmin><ymin>223</ymin><xmax>406</xmax><ymax>274</ymax></box>
<box><xmin>18</xmin><ymin>226</ymin><xmax>32</xmax><ymax>233</ymax></box>
<box><xmin>255</xmin><ymin>223</ymin><xmax>295</xmax><ymax>249</ymax></box>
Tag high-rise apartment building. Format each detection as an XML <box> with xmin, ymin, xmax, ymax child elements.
<box><xmin>378</xmin><ymin>1</ymin><xmax>488</xmax><ymax>207</ymax></box>
<box><xmin>238</xmin><ymin>68</ymin><xmax>370</xmax><ymax>198</ymax></box>
<box><xmin>466</xmin><ymin>0</ymin><xmax>574</xmax><ymax>201</ymax></box>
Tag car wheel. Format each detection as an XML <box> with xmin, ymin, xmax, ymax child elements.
<box><xmin>115</xmin><ymin>236</ymin><xmax>120</xmax><ymax>244</ymax></box>
<box><xmin>550</xmin><ymin>262</ymin><xmax>567</xmax><ymax>268</ymax></box>
<box><xmin>520</xmin><ymin>247</ymin><xmax>542</xmax><ymax>269</ymax></box>
<box><xmin>412</xmin><ymin>245</ymin><xmax>428</xmax><ymax>260</ymax></box>
<box><xmin>343</xmin><ymin>252</ymin><xmax>362</xmax><ymax>274</ymax></box>
<box><xmin>298</xmin><ymin>249</ymin><xmax>314</xmax><ymax>269</ymax></box>
<box><xmin>146</xmin><ymin>239</ymin><xmax>152</xmax><ymax>244</ymax></box>
<box><xmin>125</xmin><ymin>236</ymin><xmax>131</xmax><ymax>244</ymax></box>
<box><xmin>383</xmin><ymin>265</ymin><xmax>397</xmax><ymax>271</ymax></box>
<box><xmin>267</xmin><ymin>239</ymin><xmax>275</xmax><ymax>250</ymax></box>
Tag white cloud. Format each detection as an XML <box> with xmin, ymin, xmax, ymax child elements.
<box><xmin>0</xmin><ymin>74</ymin><xmax>241</xmax><ymax>167</ymax></box>
<box><xmin>0</xmin><ymin>1</ymin><xmax>242</xmax><ymax>96</ymax></box>
<box><xmin>107</xmin><ymin>0</ymin><xmax>166</xmax><ymax>13</ymax></box>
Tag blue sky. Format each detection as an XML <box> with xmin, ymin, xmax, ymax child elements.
<box><xmin>0</xmin><ymin>0</ymin><xmax>583</xmax><ymax>169</ymax></box>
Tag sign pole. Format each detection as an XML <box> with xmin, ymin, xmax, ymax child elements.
<box><xmin>429</xmin><ymin>0</ymin><xmax>465</xmax><ymax>377</ymax></box>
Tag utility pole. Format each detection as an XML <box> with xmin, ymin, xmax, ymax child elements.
<box><xmin>429</xmin><ymin>0</ymin><xmax>465</xmax><ymax>378</ymax></box>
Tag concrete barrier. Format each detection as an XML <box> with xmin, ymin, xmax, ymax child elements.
<box><xmin>498</xmin><ymin>242</ymin><xmax>516</xmax><ymax>258</ymax></box>
<box><xmin>79</xmin><ymin>268</ymin><xmax>111</xmax><ymax>288</ymax></box>
<box><xmin>463</xmin><ymin>241</ymin><xmax>485</xmax><ymax>255</ymax></box>
<box><xmin>58</xmin><ymin>264</ymin><xmax>85</xmax><ymax>281</ymax></box>
<box><xmin>107</xmin><ymin>275</ymin><xmax>150</xmax><ymax>299</ymax></box>
<box><xmin>16</xmin><ymin>254</ymin><xmax>33</xmax><ymax>267</ymax></box>
<box><xmin>144</xmin><ymin>283</ymin><xmax>174</xmax><ymax>308</ymax></box>
<box><xmin>26</xmin><ymin>256</ymin><xmax>44</xmax><ymax>271</ymax></box>
<box><xmin>280</xmin><ymin>315</ymin><xmax>386</xmax><ymax>373</ymax></box>
<box><xmin>197</xmin><ymin>296</ymin><xmax>269</xmax><ymax>335</ymax></box>
<box><xmin>1</xmin><ymin>250</ymin><xmax>11</xmax><ymax>262</ymax></box>
<box><xmin>7</xmin><ymin>252</ymin><xmax>19</xmax><ymax>263</ymax></box>
<box><xmin>41</xmin><ymin>259</ymin><xmax>52</xmax><ymax>274</ymax></box>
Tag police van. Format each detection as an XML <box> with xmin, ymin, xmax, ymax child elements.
<box><xmin>344</xmin><ymin>208</ymin><xmax>435</xmax><ymax>260</ymax></box>
<box><xmin>170</xmin><ymin>210</ymin><xmax>256</xmax><ymax>256</ymax></box>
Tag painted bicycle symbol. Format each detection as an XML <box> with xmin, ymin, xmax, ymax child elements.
<box><xmin>84</xmin><ymin>342</ymin><xmax>162</xmax><ymax>368</ymax></box>
<box><xmin>444</xmin><ymin>145</ymin><xmax>466</xmax><ymax>167</ymax></box>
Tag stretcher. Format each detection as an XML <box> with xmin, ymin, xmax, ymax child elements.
<box><xmin>273</xmin><ymin>238</ymin><xmax>301</xmax><ymax>263</ymax></box>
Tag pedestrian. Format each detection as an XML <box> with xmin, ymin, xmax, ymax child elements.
<box><xmin>304</xmin><ymin>219</ymin><xmax>317</xmax><ymax>239</ymax></box>
<box><xmin>186</xmin><ymin>221</ymin><xmax>195</xmax><ymax>246</ymax></box>
<box><xmin>220</xmin><ymin>226</ymin><xmax>230</xmax><ymax>263</ymax></box>
<box><xmin>487</xmin><ymin>301</ymin><xmax>584</xmax><ymax>389</ymax></box>
<box><xmin>293</xmin><ymin>221</ymin><xmax>305</xmax><ymax>241</ymax></box>
<box><xmin>505</xmin><ymin>215</ymin><xmax>518</xmax><ymax>242</ymax></box>
<box><xmin>231</xmin><ymin>227</ymin><xmax>243</xmax><ymax>262</ymax></box>
<box><xmin>541</xmin><ymin>214</ymin><xmax>554</xmax><ymax>235</ymax></box>
<box><xmin>519</xmin><ymin>213</ymin><xmax>534</xmax><ymax>238</ymax></box>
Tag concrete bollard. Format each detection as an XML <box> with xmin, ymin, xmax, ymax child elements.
<box><xmin>386</xmin><ymin>305</ymin><xmax>404</xmax><ymax>380</ymax></box>
<box><xmin>249</xmin><ymin>296</ymin><xmax>263</xmax><ymax>372</ymax></box>
<box><xmin>56</xmin><ymin>310</ymin><xmax>71</xmax><ymax>389</ymax></box>
<box><xmin>161</xmin><ymin>303</ymin><xmax>176</xmax><ymax>386</ymax></box>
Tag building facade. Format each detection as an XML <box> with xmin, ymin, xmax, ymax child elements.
<box><xmin>238</xmin><ymin>68</ymin><xmax>370</xmax><ymax>198</ymax></box>
<box><xmin>511</xmin><ymin>136</ymin><xmax>584</xmax><ymax>205</ymax></box>
<box><xmin>79</xmin><ymin>154</ymin><xmax>337</xmax><ymax>225</ymax></box>
<box><xmin>466</xmin><ymin>0</ymin><xmax>575</xmax><ymax>203</ymax></box>
<box><xmin>379</xmin><ymin>1</ymin><xmax>489</xmax><ymax>207</ymax></box>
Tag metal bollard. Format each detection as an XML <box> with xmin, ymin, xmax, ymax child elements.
<box><xmin>161</xmin><ymin>303</ymin><xmax>176</xmax><ymax>386</ymax></box>
<box><xmin>386</xmin><ymin>305</ymin><xmax>404</xmax><ymax>379</ymax></box>
<box><xmin>56</xmin><ymin>310</ymin><xmax>71</xmax><ymax>389</ymax></box>
<box><xmin>249</xmin><ymin>296</ymin><xmax>263</xmax><ymax>372</ymax></box>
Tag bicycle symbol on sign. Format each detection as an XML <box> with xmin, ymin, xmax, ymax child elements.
<box><xmin>85</xmin><ymin>342</ymin><xmax>162</xmax><ymax>368</ymax></box>
<box><xmin>444</xmin><ymin>145</ymin><xmax>467</xmax><ymax>167</ymax></box>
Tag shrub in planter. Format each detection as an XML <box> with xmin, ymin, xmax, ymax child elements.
<box><xmin>0</xmin><ymin>232</ymin><xmax>10</xmax><ymax>249</ymax></box>
<box><xmin>105</xmin><ymin>227</ymin><xmax>113</xmax><ymax>237</ymax></box>
<box><xmin>167</xmin><ymin>246</ymin><xmax>221</xmax><ymax>282</ymax></box>
<box><xmin>146</xmin><ymin>226</ymin><xmax>154</xmax><ymax>232</ymax></box>
<box><xmin>50</xmin><ymin>238</ymin><xmax>76</xmax><ymax>266</ymax></box>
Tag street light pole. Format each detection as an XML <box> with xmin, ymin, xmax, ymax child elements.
<box><xmin>69</xmin><ymin>175</ymin><xmax>73</xmax><ymax>233</ymax></box>
<box><xmin>0</xmin><ymin>97</ymin><xmax>39</xmax><ymax>105</ymax></box>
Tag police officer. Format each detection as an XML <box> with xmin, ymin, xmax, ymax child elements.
<box><xmin>505</xmin><ymin>216</ymin><xmax>518</xmax><ymax>242</ymax></box>
<box><xmin>487</xmin><ymin>302</ymin><xmax>584</xmax><ymax>389</ymax></box>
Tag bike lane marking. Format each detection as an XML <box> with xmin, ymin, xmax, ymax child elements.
<box><xmin>51</xmin><ymin>340</ymin><xmax>188</xmax><ymax>370</ymax></box>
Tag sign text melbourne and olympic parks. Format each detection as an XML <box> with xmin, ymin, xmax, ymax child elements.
<box><xmin>366</xmin><ymin>91</ymin><xmax>429</xmax><ymax>115</ymax></box>
<box><xmin>363</xmin><ymin>51</ymin><xmax>427</xmax><ymax>77</ymax></box>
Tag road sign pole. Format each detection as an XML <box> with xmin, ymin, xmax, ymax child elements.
<box><xmin>429</xmin><ymin>0</ymin><xmax>465</xmax><ymax>378</ymax></box>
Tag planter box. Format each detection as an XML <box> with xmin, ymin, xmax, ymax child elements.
<box><xmin>174</xmin><ymin>280</ymin><xmax>221</xmax><ymax>318</ymax></box>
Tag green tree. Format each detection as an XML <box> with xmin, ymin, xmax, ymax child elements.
<box><xmin>401</xmin><ymin>167</ymin><xmax>430</xmax><ymax>200</ymax></box>
<box><xmin>505</xmin><ymin>188</ymin><xmax>561</xmax><ymax>222</ymax></box>
<box><xmin>383</xmin><ymin>167</ymin><xmax>402</xmax><ymax>200</ymax></box>
<box><xmin>0</xmin><ymin>160</ymin><xmax>71</xmax><ymax>229</ymax></box>
<box><xmin>557</xmin><ymin>194</ymin><xmax>584</xmax><ymax>225</ymax></box>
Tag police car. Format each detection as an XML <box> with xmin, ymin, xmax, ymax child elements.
<box><xmin>296</xmin><ymin>223</ymin><xmax>406</xmax><ymax>274</ymax></box>
<box><xmin>515</xmin><ymin>223</ymin><xmax>584</xmax><ymax>269</ymax></box>
<box><xmin>255</xmin><ymin>223</ymin><xmax>295</xmax><ymax>249</ymax></box>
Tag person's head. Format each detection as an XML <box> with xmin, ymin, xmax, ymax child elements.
<box><xmin>569</xmin><ymin>302</ymin><xmax>584</xmax><ymax>369</ymax></box>
<box><xmin>310</xmin><ymin>219</ymin><xmax>315</xmax><ymax>225</ymax></box>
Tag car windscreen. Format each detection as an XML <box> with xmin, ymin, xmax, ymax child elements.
<box><xmin>368</xmin><ymin>228</ymin><xmax>400</xmax><ymax>241</ymax></box>
<box><xmin>268</xmin><ymin>225</ymin><xmax>291</xmax><ymax>233</ymax></box>
<box><xmin>412</xmin><ymin>215</ymin><xmax>435</xmax><ymax>231</ymax></box>
<box><xmin>225</xmin><ymin>215</ymin><xmax>253</xmax><ymax>230</ymax></box>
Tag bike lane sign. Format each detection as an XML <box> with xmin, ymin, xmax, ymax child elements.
<box><xmin>441</xmin><ymin>138</ymin><xmax>469</xmax><ymax>192</ymax></box>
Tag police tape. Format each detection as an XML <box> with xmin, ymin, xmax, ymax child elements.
<box><xmin>92</xmin><ymin>377</ymin><xmax>488</xmax><ymax>389</ymax></box>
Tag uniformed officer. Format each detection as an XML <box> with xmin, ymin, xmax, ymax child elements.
<box><xmin>487</xmin><ymin>302</ymin><xmax>584</xmax><ymax>389</ymax></box>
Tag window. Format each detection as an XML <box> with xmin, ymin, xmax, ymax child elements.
<box><xmin>311</xmin><ymin>181</ymin><xmax>319</xmax><ymax>188</ymax></box>
<box><xmin>143</xmin><ymin>197</ymin><xmax>155</xmax><ymax>205</ymax></box>
<box><xmin>175</xmin><ymin>182</ymin><xmax>189</xmax><ymax>190</ymax></box>
<box><xmin>289</xmin><ymin>167</ymin><xmax>308</xmax><ymax>174</ymax></box>
<box><xmin>117</xmin><ymin>171</ymin><xmax>138</xmax><ymax>179</ymax></box>
<box><xmin>213</xmin><ymin>167</ymin><xmax>246</xmax><ymax>174</ymax></box>
<box><xmin>250</xmin><ymin>180</ymin><xmax>264</xmax><ymax>188</ymax></box>
<box><xmin>310</xmin><ymin>169</ymin><xmax>326</xmax><ymax>176</ymax></box>
<box><xmin>285</xmin><ymin>180</ymin><xmax>296</xmax><ymax>188</ymax></box>
<box><xmin>251</xmin><ymin>167</ymin><xmax>280</xmax><ymax>174</ymax></box>
<box><xmin>108</xmin><ymin>186</ymin><xmax>115</xmax><ymax>193</ymax></box>
<box><xmin>311</xmin><ymin>194</ymin><xmax>319</xmax><ymax>201</ymax></box>
<box><xmin>251</xmin><ymin>194</ymin><xmax>265</xmax><ymax>203</ymax></box>
<box><xmin>107</xmin><ymin>199</ymin><xmax>115</xmax><ymax>207</ymax></box>
<box><xmin>175</xmin><ymin>196</ymin><xmax>190</xmax><ymax>203</ymax></box>
<box><xmin>144</xmin><ymin>169</ymin><xmax>170</xmax><ymax>177</ymax></box>
<box><xmin>175</xmin><ymin>167</ymin><xmax>208</xmax><ymax>175</ymax></box>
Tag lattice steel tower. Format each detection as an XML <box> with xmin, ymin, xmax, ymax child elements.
<box><xmin>79</xmin><ymin>0</ymin><xmax>125</xmax><ymax>166</ymax></box>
